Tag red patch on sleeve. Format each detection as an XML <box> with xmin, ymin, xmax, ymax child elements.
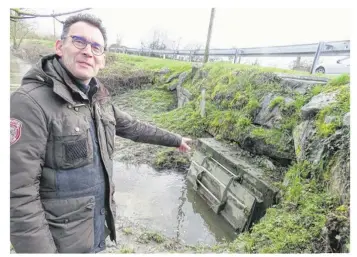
<box><xmin>10</xmin><ymin>118</ymin><xmax>22</xmax><ymax>145</ymax></box>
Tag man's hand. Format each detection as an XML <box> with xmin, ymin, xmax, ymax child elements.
<box><xmin>177</xmin><ymin>137</ymin><xmax>192</xmax><ymax>152</ymax></box>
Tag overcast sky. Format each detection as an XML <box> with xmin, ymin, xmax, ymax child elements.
<box><xmin>28</xmin><ymin>8</ymin><xmax>350</xmax><ymax>49</ymax></box>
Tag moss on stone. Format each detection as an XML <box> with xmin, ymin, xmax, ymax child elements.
<box><xmin>315</xmin><ymin>84</ymin><xmax>349</xmax><ymax>138</ymax></box>
<box><xmin>269</xmin><ymin>96</ymin><xmax>285</xmax><ymax>110</ymax></box>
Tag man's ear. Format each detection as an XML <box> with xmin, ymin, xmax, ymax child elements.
<box><xmin>55</xmin><ymin>39</ymin><xmax>64</xmax><ymax>57</ymax></box>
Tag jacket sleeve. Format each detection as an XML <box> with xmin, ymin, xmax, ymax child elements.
<box><xmin>10</xmin><ymin>91</ymin><xmax>57</xmax><ymax>253</ymax></box>
<box><xmin>112</xmin><ymin>105</ymin><xmax>182</xmax><ymax>147</ymax></box>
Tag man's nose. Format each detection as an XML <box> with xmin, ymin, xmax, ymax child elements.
<box><xmin>82</xmin><ymin>43</ymin><xmax>93</xmax><ymax>57</ymax></box>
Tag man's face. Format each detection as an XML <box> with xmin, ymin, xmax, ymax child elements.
<box><xmin>55</xmin><ymin>21</ymin><xmax>106</xmax><ymax>84</ymax></box>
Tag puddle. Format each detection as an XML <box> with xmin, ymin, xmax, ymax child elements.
<box><xmin>113</xmin><ymin>161</ymin><xmax>237</xmax><ymax>246</ymax></box>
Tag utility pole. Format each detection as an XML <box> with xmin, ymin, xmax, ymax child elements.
<box><xmin>203</xmin><ymin>8</ymin><xmax>215</xmax><ymax>64</ymax></box>
<box><xmin>53</xmin><ymin>10</ymin><xmax>56</xmax><ymax>40</ymax></box>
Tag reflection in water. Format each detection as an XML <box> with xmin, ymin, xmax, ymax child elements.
<box><xmin>113</xmin><ymin>161</ymin><xmax>237</xmax><ymax>246</ymax></box>
<box><xmin>175</xmin><ymin>172</ymin><xmax>187</xmax><ymax>242</ymax></box>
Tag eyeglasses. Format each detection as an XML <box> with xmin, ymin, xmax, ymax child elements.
<box><xmin>63</xmin><ymin>35</ymin><xmax>105</xmax><ymax>56</ymax></box>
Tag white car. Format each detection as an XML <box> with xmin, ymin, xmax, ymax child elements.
<box><xmin>315</xmin><ymin>57</ymin><xmax>350</xmax><ymax>74</ymax></box>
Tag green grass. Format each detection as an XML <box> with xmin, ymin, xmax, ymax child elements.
<box><xmin>102</xmin><ymin>52</ymin><xmax>192</xmax><ymax>80</ymax></box>
<box><xmin>153</xmin><ymin>102</ymin><xmax>207</xmax><ymax>137</ymax></box>
<box><xmin>22</xmin><ymin>38</ymin><xmax>55</xmax><ymax>48</ymax></box>
<box><xmin>214</xmin><ymin>161</ymin><xmax>341</xmax><ymax>253</ymax></box>
<box><xmin>118</xmin><ymin>246</ymin><xmax>135</xmax><ymax>253</ymax></box>
<box><xmin>202</xmin><ymin>61</ymin><xmax>314</xmax><ymax>76</ymax></box>
<box><xmin>134</xmin><ymin>89</ymin><xmax>176</xmax><ymax>113</ymax></box>
<box><xmin>111</xmin><ymin>88</ymin><xmax>176</xmax><ymax>119</ymax></box>
<box><xmin>269</xmin><ymin>96</ymin><xmax>285</xmax><ymax>110</ymax></box>
<box><xmin>137</xmin><ymin>231</ymin><xmax>165</xmax><ymax>244</ymax></box>
<box><xmin>327</xmin><ymin>73</ymin><xmax>350</xmax><ymax>87</ymax></box>
<box><xmin>118</xmin><ymin>53</ymin><xmax>191</xmax><ymax>72</ymax></box>
<box><xmin>122</xmin><ymin>227</ymin><xmax>133</xmax><ymax>235</ymax></box>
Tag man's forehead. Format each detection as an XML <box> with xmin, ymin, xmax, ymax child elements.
<box><xmin>68</xmin><ymin>22</ymin><xmax>104</xmax><ymax>44</ymax></box>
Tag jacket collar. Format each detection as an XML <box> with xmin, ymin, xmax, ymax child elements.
<box><xmin>51</xmin><ymin>57</ymin><xmax>90</xmax><ymax>104</ymax></box>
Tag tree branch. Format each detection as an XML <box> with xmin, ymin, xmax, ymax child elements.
<box><xmin>54</xmin><ymin>16</ymin><xmax>65</xmax><ymax>24</ymax></box>
<box><xmin>10</xmin><ymin>8</ymin><xmax>91</xmax><ymax>19</ymax></box>
<box><xmin>10</xmin><ymin>16</ymin><xmax>37</xmax><ymax>20</ymax></box>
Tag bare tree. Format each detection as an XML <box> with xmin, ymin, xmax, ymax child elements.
<box><xmin>10</xmin><ymin>10</ymin><xmax>33</xmax><ymax>49</ymax></box>
<box><xmin>165</xmin><ymin>37</ymin><xmax>181</xmax><ymax>59</ymax></box>
<box><xmin>10</xmin><ymin>8</ymin><xmax>91</xmax><ymax>22</ymax></box>
<box><xmin>148</xmin><ymin>30</ymin><xmax>167</xmax><ymax>50</ymax></box>
<box><xmin>289</xmin><ymin>58</ymin><xmax>312</xmax><ymax>72</ymax></box>
<box><xmin>139</xmin><ymin>30</ymin><xmax>168</xmax><ymax>57</ymax></box>
<box><xmin>184</xmin><ymin>43</ymin><xmax>203</xmax><ymax>62</ymax></box>
<box><xmin>168</xmin><ymin>37</ymin><xmax>181</xmax><ymax>51</ymax></box>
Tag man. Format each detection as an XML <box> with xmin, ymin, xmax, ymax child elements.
<box><xmin>10</xmin><ymin>13</ymin><xmax>191</xmax><ymax>253</ymax></box>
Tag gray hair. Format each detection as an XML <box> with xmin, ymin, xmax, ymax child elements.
<box><xmin>61</xmin><ymin>13</ymin><xmax>107</xmax><ymax>50</ymax></box>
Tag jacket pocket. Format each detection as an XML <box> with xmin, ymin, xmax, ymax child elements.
<box><xmin>101</xmin><ymin>115</ymin><xmax>116</xmax><ymax>159</ymax></box>
<box><xmin>52</xmin><ymin>116</ymin><xmax>94</xmax><ymax>169</ymax></box>
<box><xmin>42</xmin><ymin>196</ymin><xmax>95</xmax><ymax>253</ymax></box>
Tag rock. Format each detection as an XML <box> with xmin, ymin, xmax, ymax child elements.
<box><xmin>253</xmin><ymin>72</ymin><xmax>282</xmax><ymax>85</ymax></box>
<box><xmin>274</xmin><ymin>73</ymin><xmax>329</xmax><ymax>83</ymax></box>
<box><xmin>275</xmin><ymin>73</ymin><xmax>328</xmax><ymax>94</ymax></box>
<box><xmin>165</xmin><ymin>73</ymin><xmax>180</xmax><ymax>84</ymax></box>
<box><xmin>301</xmin><ymin>91</ymin><xmax>338</xmax><ymax>120</ymax></box>
<box><xmin>259</xmin><ymin>158</ymin><xmax>276</xmax><ymax>171</ymax></box>
<box><xmin>157</xmin><ymin>67</ymin><xmax>170</xmax><ymax>75</ymax></box>
<box><xmin>178</xmin><ymin>88</ymin><xmax>192</xmax><ymax>107</ymax></box>
<box><xmin>198</xmin><ymin>70</ymin><xmax>208</xmax><ymax>80</ymax></box>
<box><xmin>343</xmin><ymin>112</ymin><xmax>350</xmax><ymax>127</ymax></box>
<box><xmin>176</xmin><ymin>72</ymin><xmax>192</xmax><ymax>107</ymax></box>
<box><xmin>280</xmin><ymin>78</ymin><xmax>326</xmax><ymax>94</ymax></box>
<box><xmin>254</xmin><ymin>94</ymin><xmax>294</xmax><ymax>129</ymax></box>
<box><xmin>293</xmin><ymin>120</ymin><xmax>319</xmax><ymax>163</ymax></box>
<box><xmin>178</xmin><ymin>72</ymin><xmax>188</xmax><ymax>84</ymax></box>
<box><xmin>168</xmin><ymin>82</ymin><xmax>178</xmax><ymax>91</ymax></box>
<box><xmin>192</xmin><ymin>69</ymin><xmax>208</xmax><ymax>84</ymax></box>
<box><xmin>293</xmin><ymin>118</ymin><xmax>350</xmax><ymax>204</ymax></box>
<box><xmin>240</xmin><ymin>135</ymin><xmax>294</xmax><ymax>166</ymax></box>
<box><xmin>324</xmin><ymin>116</ymin><xmax>338</xmax><ymax>124</ymax></box>
<box><xmin>191</xmin><ymin>65</ymin><xmax>199</xmax><ymax>80</ymax></box>
<box><xmin>328</xmin><ymin>147</ymin><xmax>350</xmax><ymax>204</ymax></box>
